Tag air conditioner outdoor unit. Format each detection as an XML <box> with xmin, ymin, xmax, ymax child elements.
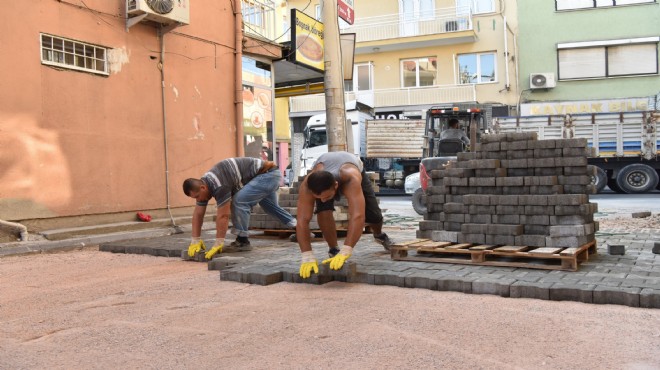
<box><xmin>127</xmin><ymin>0</ymin><xmax>189</xmax><ymax>25</ymax></box>
<box><xmin>530</xmin><ymin>73</ymin><xmax>556</xmax><ymax>89</ymax></box>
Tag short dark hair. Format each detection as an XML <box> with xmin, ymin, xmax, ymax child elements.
<box><xmin>182</xmin><ymin>178</ymin><xmax>202</xmax><ymax>196</ymax></box>
<box><xmin>306</xmin><ymin>171</ymin><xmax>336</xmax><ymax>194</ymax></box>
<box><xmin>448</xmin><ymin>118</ymin><xmax>459</xmax><ymax>128</ymax></box>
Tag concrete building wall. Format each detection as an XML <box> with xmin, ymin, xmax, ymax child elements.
<box><xmin>0</xmin><ymin>0</ymin><xmax>238</xmax><ymax>221</ymax></box>
<box><xmin>517</xmin><ymin>1</ymin><xmax>660</xmax><ymax>102</ymax></box>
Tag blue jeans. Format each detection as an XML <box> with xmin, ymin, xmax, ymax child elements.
<box><xmin>230</xmin><ymin>169</ymin><xmax>295</xmax><ymax>237</ymax></box>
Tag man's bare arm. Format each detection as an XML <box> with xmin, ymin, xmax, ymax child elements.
<box><xmin>296</xmin><ymin>180</ymin><xmax>316</xmax><ymax>253</ymax></box>
<box><xmin>191</xmin><ymin>205</ymin><xmax>207</xmax><ymax>238</ymax></box>
<box><xmin>341</xmin><ymin>167</ymin><xmax>366</xmax><ymax>248</ymax></box>
<box><xmin>215</xmin><ymin>202</ymin><xmax>231</xmax><ymax>240</ymax></box>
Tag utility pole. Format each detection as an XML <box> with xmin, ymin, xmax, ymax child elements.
<box><xmin>321</xmin><ymin>0</ymin><xmax>347</xmax><ymax>152</ymax></box>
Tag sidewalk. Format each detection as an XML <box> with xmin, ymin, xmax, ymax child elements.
<box><xmin>2</xmin><ymin>211</ymin><xmax>659</xmax><ymax>308</ymax></box>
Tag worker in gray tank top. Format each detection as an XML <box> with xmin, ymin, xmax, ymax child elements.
<box><xmin>296</xmin><ymin>151</ymin><xmax>394</xmax><ymax>279</ymax></box>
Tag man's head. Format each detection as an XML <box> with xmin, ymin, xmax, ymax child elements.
<box><xmin>183</xmin><ymin>178</ymin><xmax>211</xmax><ymax>203</ymax></box>
<box><xmin>448</xmin><ymin>118</ymin><xmax>459</xmax><ymax>129</ymax></box>
<box><xmin>306</xmin><ymin>170</ymin><xmax>339</xmax><ymax>202</ymax></box>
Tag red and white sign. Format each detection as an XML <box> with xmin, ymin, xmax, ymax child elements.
<box><xmin>337</xmin><ymin>0</ymin><xmax>354</xmax><ymax>25</ymax></box>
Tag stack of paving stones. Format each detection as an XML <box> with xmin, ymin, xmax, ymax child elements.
<box><xmin>417</xmin><ymin>132</ymin><xmax>599</xmax><ymax>249</ymax></box>
<box><xmin>250</xmin><ymin>175</ymin><xmax>349</xmax><ymax>231</ymax></box>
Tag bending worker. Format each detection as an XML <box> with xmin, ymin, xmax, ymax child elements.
<box><xmin>182</xmin><ymin>157</ymin><xmax>296</xmax><ymax>259</ymax></box>
<box><xmin>296</xmin><ymin>151</ymin><xmax>393</xmax><ymax>278</ymax></box>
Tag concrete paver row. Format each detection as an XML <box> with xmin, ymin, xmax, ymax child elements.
<box><xmin>96</xmin><ymin>228</ymin><xmax>660</xmax><ymax>308</ymax></box>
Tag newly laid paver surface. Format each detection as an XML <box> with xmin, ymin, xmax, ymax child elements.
<box><xmin>98</xmin><ymin>225</ymin><xmax>660</xmax><ymax>308</ymax></box>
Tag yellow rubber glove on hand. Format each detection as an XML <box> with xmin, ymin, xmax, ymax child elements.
<box><xmin>204</xmin><ymin>239</ymin><xmax>224</xmax><ymax>260</ymax></box>
<box><xmin>299</xmin><ymin>251</ymin><xmax>318</xmax><ymax>279</ymax></box>
<box><xmin>322</xmin><ymin>246</ymin><xmax>353</xmax><ymax>270</ymax></box>
<box><xmin>188</xmin><ymin>237</ymin><xmax>206</xmax><ymax>257</ymax></box>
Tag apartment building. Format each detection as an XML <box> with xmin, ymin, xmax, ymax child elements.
<box><xmin>517</xmin><ymin>0</ymin><xmax>660</xmax><ymax>116</ymax></box>
<box><xmin>285</xmin><ymin>0</ymin><xmax>519</xmax><ymax>121</ymax></box>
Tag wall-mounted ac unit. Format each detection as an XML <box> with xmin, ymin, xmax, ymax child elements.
<box><xmin>127</xmin><ymin>0</ymin><xmax>189</xmax><ymax>25</ymax></box>
<box><xmin>530</xmin><ymin>73</ymin><xmax>556</xmax><ymax>89</ymax></box>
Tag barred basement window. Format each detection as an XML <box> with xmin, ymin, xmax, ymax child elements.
<box><xmin>40</xmin><ymin>34</ymin><xmax>108</xmax><ymax>76</ymax></box>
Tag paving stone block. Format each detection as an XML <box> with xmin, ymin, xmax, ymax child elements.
<box><xmin>556</xmin><ymin>157</ymin><xmax>588</xmax><ymax>166</ymax></box>
<box><xmin>632</xmin><ymin>211</ymin><xmax>652</xmax><ymax>218</ymax></box>
<box><xmin>593</xmin><ymin>286</ymin><xmax>640</xmax><ymax>307</ymax></box>
<box><xmin>563</xmin><ymin>166</ymin><xmax>589</xmax><ymax>176</ymax></box>
<box><xmin>416</xmin><ymin>230</ymin><xmax>434</xmax><ymax>239</ymax></box>
<box><xmin>472</xmin><ymin>278</ymin><xmax>514</xmax><ymax>297</ymax></box>
<box><xmin>444</xmin><ymin>222</ymin><xmax>462</xmax><ymax>232</ymax></box>
<box><xmin>520</xmin><ymin>215</ymin><xmax>550</xmax><ymax>225</ymax></box>
<box><xmin>444</xmin><ymin>177</ymin><xmax>469</xmax><ymax>186</ymax></box>
<box><xmin>469</xmin><ymin>177</ymin><xmax>496</xmax><ymax>187</ymax></box>
<box><xmin>481</xmin><ymin>133</ymin><xmax>507</xmax><ymax>144</ymax></box>
<box><xmin>528</xmin><ymin>139</ymin><xmax>556</xmax><ymax>149</ymax></box>
<box><xmin>558</xmin><ymin>175</ymin><xmax>591</xmax><ymax>186</ymax></box>
<box><xmin>535</xmin><ymin>167</ymin><xmax>563</xmax><ymax>176</ymax></box>
<box><xmin>424</xmin><ymin>212</ymin><xmax>445</xmax><ymax>221</ymax></box>
<box><xmin>445</xmin><ymin>168</ymin><xmax>475</xmax><ymax>177</ymax></box>
<box><xmin>528</xmin><ymin>158</ymin><xmax>557</xmax><ymax>168</ymax></box>
<box><xmin>496</xmin><ymin>177</ymin><xmax>525</xmax><ymax>187</ymax></box>
<box><xmin>463</xmin><ymin>194</ymin><xmax>491</xmax><ymax>205</ymax></box>
<box><xmin>546</xmin><ymin>235</ymin><xmax>593</xmax><ymax>248</ymax></box>
<box><xmin>458</xmin><ymin>233</ymin><xmax>486</xmax><ymax>244</ymax></box>
<box><xmin>373</xmin><ymin>272</ymin><xmax>406</xmax><ymax>287</ymax></box>
<box><xmin>534</xmin><ymin>148</ymin><xmax>562</xmax><ymax>158</ymax></box>
<box><xmin>456</xmin><ymin>152</ymin><xmax>479</xmax><ymax>161</ymax></box>
<box><xmin>320</xmin><ymin>261</ymin><xmax>357</xmax><ymax>283</ymax></box>
<box><xmin>419</xmin><ymin>220</ymin><xmax>444</xmax><ymax>231</ymax></box>
<box><xmin>491</xmin><ymin>214</ymin><xmax>520</xmax><ymax>224</ymax></box>
<box><xmin>207</xmin><ymin>256</ymin><xmax>244</xmax><ymax>270</ymax></box>
<box><xmin>181</xmin><ymin>250</ymin><xmax>208</xmax><ymax>262</ymax></box>
<box><xmin>549</xmin><ymin>225</ymin><xmax>587</xmax><ymax>237</ymax></box>
<box><xmin>496</xmin><ymin>205</ymin><xmax>525</xmax><ymax>215</ymax></box>
<box><xmin>445</xmin><ymin>213</ymin><xmax>466</xmax><ymax>223</ymax></box>
<box><xmin>461</xmin><ymin>223</ymin><xmax>489</xmax><ymax>234</ymax></box>
<box><xmin>486</xmin><ymin>224</ymin><xmax>523</xmax><ymax>236</ymax></box>
<box><xmin>469</xmin><ymin>205</ymin><xmax>497</xmax><ymax>214</ymax></box>
<box><xmin>525</xmin><ymin>205</ymin><xmax>554</xmax><ymax>215</ymax></box>
<box><xmin>427</xmin><ymin>186</ymin><xmax>447</xmax><ymax>195</ymax></box>
<box><xmin>548</xmin><ymin>194</ymin><xmax>589</xmax><ymax>206</ymax></box>
<box><xmin>248</xmin><ymin>270</ymin><xmax>284</xmax><ymax>285</ymax></box>
<box><xmin>556</xmin><ymin>138</ymin><xmax>588</xmax><ymax>148</ymax></box>
<box><xmin>404</xmin><ymin>272</ymin><xmax>439</xmax><ymax>290</ymax></box>
<box><xmin>492</xmin><ymin>195</ymin><xmax>519</xmax><ymax>206</ymax></box>
<box><xmin>550</xmin><ymin>215</ymin><xmax>593</xmax><ymax>225</ymax></box>
<box><xmin>510</xmin><ymin>281</ymin><xmax>553</xmax><ymax>300</ymax></box>
<box><xmin>519</xmin><ymin>195</ymin><xmax>549</xmax><ymax>206</ymax></box>
<box><xmin>479</xmin><ymin>142</ymin><xmax>501</xmax><ymax>152</ymax></box>
<box><xmin>640</xmin><ymin>288</ymin><xmax>660</xmax><ymax>308</ymax></box>
<box><xmin>501</xmin><ymin>159</ymin><xmax>528</xmax><ymax>168</ymax></box>
<box><xmin>465</xmin><ymin>214</ymin><xmax>492</xmax><ymax>224</ymax></box>
<box><xmin>508</xmin><ymin>168</ymin><xmax>535</xmax><ymax>177</ymax></box>
<box><xmin>549</xmin><ymin>283</ymin><xmax>595</xmax><ymax>303</ymax></box>
<box><xmin>524</xmin><ymin>225</ymin><xmax>549</xmax><ymax>235</ymax></box>
<box><xmin>436</xmin><ymin>276</ymin><xmax>476</xmax><ymax>293</ymax></box>
<box><xmin>443</xmin><ymin>203</ymin><xmax>467</xmax><ymax>214</ymax></box>
<box><xmin>501</xmin><ymin>140</ymin><xmax>528</xmax><ymax>150</ymax></box>
<box><xmin>432</xmin><ymin>230</ymin><xmax>459</xmax><ymax>242</ymax></box>
<box><xmin>515</xmin><ymin>234</ymin><xmax>546</xmax><ymax>247</ymax></box>
<box><xmin>607</xmin><ymin>244</ymin><xmax>626</xmax><ymax>255</ymax></box>
<box><xmin>505</xmin><ymin>149</ymin><xmax>534</xmax><ymax>160</ymax></box>
<box><xmin>485</xmin><ymin>235</ymin><xmax>516</xmax><ymax>245</ymax></box>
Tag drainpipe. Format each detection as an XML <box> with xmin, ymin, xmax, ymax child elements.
<box><xmin>503</xmin><ymin>15</ymin><xmax>510</xmax><ymax>90</ymax></box>
<box><xmin>0</xmin><ymin>219</ymin><xmax>28</xmax><ymax>241</ymax></box>
<box><xmin>158</xmin><ymin>26</ymin><xmax>183</xmax><ymax>234</ymax></box>
<box><xmin>234</xmin><ymin>0</ymin><xmax>245</xmax><ymax>156</ymax></box>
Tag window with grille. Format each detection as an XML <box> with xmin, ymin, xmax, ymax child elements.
<box><xmin>558</xmin><ymin>38</ymin><xmax>659</xmax><ymax>79</ymax></box>
<box><xmin>556</xmin><ymin>0</ymin><xmax>655</xmax><ymax>11</ymax></box>
<box><xmin>40</xmin><ymin>34</ymin><xmax>108</xmax><ymax>75</ymax></box>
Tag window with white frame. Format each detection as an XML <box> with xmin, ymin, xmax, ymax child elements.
<box><xmin>40</xmin><ymin>34</ymin><xmax>108</xmax><ymax>75</ymax></box>
<box><xmin>243</xmin><ymin>0</ymin><xmax>275</xmax><ymax>38</ymax></box>
<box><xmin>456</xmin><ymin>0</ymin><xmax>495</xmax><ymax>14</ymax></box>
<box><xmin>557</xmin><ymin>38</ymin><xmax>659</xmax><ymax>79</ymax></box>
<box><xmin>457</xmin><ymin>52</ymin><xmax>496</xmax><ymax>84</ymax></box>
<box><xmin>401</xmin><ymin>57</ymin><xmax>437</xmax><ymax>87</ymax></box>
<box><xmin>556</xmin><ymin>0</ymin><xmax>655</xmax><ymax>10</ymax></box>
<box><xmin>315</xmin><ymin>5</ymin><xmax>321</xmax><ymax>20</ymax></box>
<box><xmin>345</xmin><ymin>63</ymin><xmax>373</xmax><ymax>91</ymax></box>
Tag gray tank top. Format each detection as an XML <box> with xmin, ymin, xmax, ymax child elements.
<box><xmin>314</xmin><ymin>151</ymin><xmax>363</xmax><ymax>181</ymax></box>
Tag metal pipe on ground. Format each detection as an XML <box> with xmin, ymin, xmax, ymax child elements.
<box><xmin>0</xmin><ymin>219</ymin><xmax>28</xmax><ymax>241</ymax></box>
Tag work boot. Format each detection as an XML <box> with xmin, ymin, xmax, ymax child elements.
<box><xmin>328</xmin><ymin>247</ymin><xmax>340</xmax><ymax>258</ymax></box>
<box><xmin>223</xmin><ymin>238</ymin><xmax>253</xmax><ymax>253</ymax></box>
<box><xmin>374</xmin><ymin>233</ymin><xmax>393</xmax><ymax>251</ymax></box>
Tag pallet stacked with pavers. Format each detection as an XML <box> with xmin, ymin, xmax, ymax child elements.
<box><xmin>250</xmin><ymin>175</ymin><xmax>350</xmax><ymax>231</ymax></box>
<box><xmin>417</xmin><ymin>132</ymin><xmax>599</xmax><ymax>249</ymax></box>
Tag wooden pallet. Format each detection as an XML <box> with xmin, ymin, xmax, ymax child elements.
<box><xmin>390</xmin><ymin>239</ymin><xmax>597</xmax><ymax>271</ymax></box>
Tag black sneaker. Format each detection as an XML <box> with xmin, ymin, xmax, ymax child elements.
<box><xmin>328</xmin><ymin>247</ymin><xmax>340</xmax><ymax>258</ymax></box>
<box><xmin>374</xmin><ymin>233</ymin><xmax>393</xmax><ymax>251</ymax></box>
<box><xmin>224</xmin><ymin>239</ymin><xmax>253</xmax><ymax>252</ymax></box>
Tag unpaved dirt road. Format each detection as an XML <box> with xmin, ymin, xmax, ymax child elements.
<box><xmin>1</xmin><ymin>249</ymin><xmax>659</xmax><ymax>370</ymax></box>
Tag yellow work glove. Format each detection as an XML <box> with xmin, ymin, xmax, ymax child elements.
<box><xmin>188</xmin><ymin>237</ymin><xmax>206</xmax><ymax>257</ymax></box>
<box><xmin>299</xmin><ymin>251</ymin><xmax>318</xmax><ymax>279</ymax></box>
<box><xmin>205</xmin><ymin>239</ymin><xmax>224</xmax><ymax>260</ymax></box>
<box><xmin>322</xmin><ymin>246</ymin><xmax>353</xmax><ymax>270</ymax></box>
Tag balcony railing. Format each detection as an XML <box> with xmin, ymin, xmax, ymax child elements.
<box><xmin>342</xmin><ymin>6</ymin><xmax>473</xmax><ymax>43</ymax></box>
<box><xmin>242</xmin><ymin>0</ymin><xmax>276</xmax><ymax>40</ymax></box>
<box><xmin>289</xmin><ymin>85</ymin><xmax>476</xmax><ymax>113</ymax></box>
